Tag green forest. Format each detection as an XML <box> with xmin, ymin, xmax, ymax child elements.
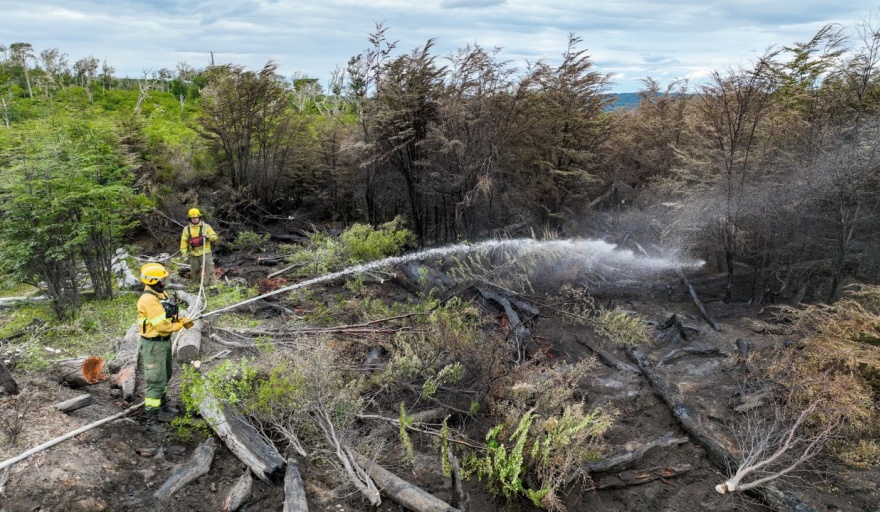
<box><xmin>2</xmin><ymin>18</ymin><xmax>880</xmax><ymax>512</ymax></box>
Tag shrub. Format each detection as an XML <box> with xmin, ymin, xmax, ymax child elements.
<box><xmin>340</xmin><ymin>222</ymin><xmax>416</xmax><ymax>262</ymax></box>
<box><xmin>227</xmin><ymin>230</ymin><xmax>271</xmax><ymax>251</ymax></box>
<box><xmin>592</xmin><ymin>307</ymin><xmax>651</xmax><ymax>345</ymax></box>
<box><xmin>759</xmin><ymin>284</ymin><xmax>880</xmax><ymax>465</ymax></box>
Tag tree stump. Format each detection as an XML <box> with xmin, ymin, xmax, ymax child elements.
<box><xmin>0</xmin><ymin>361</ymin><xmax>18</xmax><ymax>395</ymax></box>
<box><xmin>54</xmin><ymin>356</ymin><xmax>108</xmax><ymax>388</ymax></box>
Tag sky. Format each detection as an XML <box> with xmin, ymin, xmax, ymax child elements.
<box><xmin>2</xmin><ymin>1</ymin><xmax>879</xmax><ymax>93</ymax></box>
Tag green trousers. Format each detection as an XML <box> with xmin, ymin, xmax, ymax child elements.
<box><xmin>140</xmin><ymin>337</ymin><xmax>172</xmax><ymax>410</ymax></box>
<box><xmin>190</xmin><ymin>252</ymin><xmax>216</xmax><ymax>285</ymax></box>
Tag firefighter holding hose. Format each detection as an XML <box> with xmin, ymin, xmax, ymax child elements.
<box><xmin>180</xmin><ymin>208</ymin><xmax>219</xmax><ymax>287</ymax></box>
<box><xmin>137</xmin><ymin>263</ymin><xmax>194</xmax><ymax>433</ymax></box>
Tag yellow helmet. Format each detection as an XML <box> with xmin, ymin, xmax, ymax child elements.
<box><xmin>188</xmin><ymin>208</ymin><xmax>201</xmax><ymax>218</ymax></box>
<box><xmin>140</xmin><ymin>262</ymin><xmax>169</xmax><ymax>285</ymax></box>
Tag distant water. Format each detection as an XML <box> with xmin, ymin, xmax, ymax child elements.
<box><xmin>605</xmin><ymin>93</ymin><xmax>640</xmax><ymax>110</ymax></box>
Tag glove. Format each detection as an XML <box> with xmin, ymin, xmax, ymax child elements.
<box><xmin>180</xmin><ymin>317</ymin><xmax>195</xmax><ymax>329</ymax></box>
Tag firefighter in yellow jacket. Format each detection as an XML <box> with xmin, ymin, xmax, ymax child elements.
<box><xmin>137</xmin><ymin>263</ymin><xmax>193</xmax><ymax>433</ymax></box>
<box><xmin>180</xmin><ymin>208</ymin><xmax>219</xmax><ymax>286</ymax></box>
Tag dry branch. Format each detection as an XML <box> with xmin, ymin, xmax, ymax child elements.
<box><xmin>657</xmin><ymin>344</ymin><xmax>725</xmax><ymax>366</ymax></box>
<box><xmin>716</xmin><ymin>396</ymin><xmax>839</xmax><ymax>495</ymax></box>
<box><xmin>574</xmin><ymin>336</ymin><xmax>638</xmax><ymax>373</ymax></box>
<box><xmin>477</xmin><ymin>287</ymin><xmax>531</xmax><ymax>363</ymax></box>
<box><xmin>624</xmin><ymin>346</ymin><xmax>818</xmax><ymax>512</ymax></box>
<box><xmin>53</xmin><ymin>394</ymin><xmax>95</xmax><ymax>413</ymax></box>
<box><xmin>565</xmin><ymin>432</ymin><xmax>688</xmax><ymax>485</ymax></box>
<box><xmin>223</xmin><ymin>468</ymin><xmax>253</xmax><ymax>512</ymax></box>
<box><xmin>283</xmin><ymin>458</ymin><xmax>309</xmax><ymax>512</ymax></box>
<box><xmin>198</xmin><ymin>395</ymin><xmax>285</xmax><ymax>482</ymax></box>
<box><xmin>589</xmin><ymin>464</ymin><xmax>693</xmax><ymax>490</ymax></box>
<box><xmin>677</xmin><ymin>270</ymin><xmax>721</xmax><ymax>331</ymax></box>
<box><xmin>154</xmin><ymin>437</ymin><xmax>216</xmax><ymax>500</ymax></box>
<box><xmin>352</xmin><ymin>451</ymin><xmax>460</xmax><ymax>512</ymax></box>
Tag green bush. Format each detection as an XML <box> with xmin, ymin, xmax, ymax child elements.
<box><xmin>340</xmin><ymin>223</ymin><xmax>416</xmax><ymax>262</ymax></box>
<box><xmin>592</xmin><ymin>307</ymin><xmax>651</xmax><ymax>345</ymax></box>
<box><xmin>227</xmin><ymin>230</ymin><xmax>271</xmax><ymax>251</ymax></box>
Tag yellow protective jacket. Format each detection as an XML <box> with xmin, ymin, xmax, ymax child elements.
<box><xmin>180</xmin><ymin>221</ymin><xmax>218</xmax><ymax>257</ymax></box>
<box><xmin>137</xmin><ymin>286</ymin><xmax>184</xmax><ymax>339</ymax></box>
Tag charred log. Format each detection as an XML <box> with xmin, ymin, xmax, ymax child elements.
<box><xmin>154</xmin><ymin>437</ymin><xmax>216</xmax><ymax>500</ymax></box>
<box><xmin>283</xmin><ymin>458</ymin><xmax>309</xmax><ymax>512</ymax></box>
<box><xmin>53</xmin><ymin>394</ymin><xmax>95</xmax><ymax>413</ymax></box>
<box><xmin>352</xmin><ymin>451</ymin><xmax>460</xmax><ymax>512</ymax></box>
<box><xmin>198</xmin><ymin>395</ymin><xmax>285</xmax><ymax>482</ymax></box>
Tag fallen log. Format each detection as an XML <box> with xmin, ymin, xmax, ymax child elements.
<box><xmin>0</xmin><ymin>361</ymin><xmax>19</xmax><ymax>395</ymax></box>
<box><xmin>658</xmin><ymin>344</ymin><xmax>725</xmax><ymax>366</ymax></box>
<box><xmin>199</xmin><ymin>395</ymin><xmax>285</xmax><ymax>482</ymax></box>
<box><xmin>267</xmin><ymin>262</ymin><xmax>305</xmax><ymax>279</ymax></box>
<box><xmin>677</xmin><ymin>270</ymin><xmax>721</xmax><ymax>332</ymax></box>
<box><xmin>154</xmin><ymin>437</ymin><xmax>216</xmax><ymax>500</ymax></box>
<box><xmin>0</xmin><ymin>295</ymin><xmax>48</xmax><ymax>309</ymax></box>
<box><xmin>565</xmin><ymin>432</ymin><xmax>688</xmax><ymax>485</ymax></box>
<box><xmin>352</xmin><ymin>451</ymin><xmax>460</xmax><ymax>512</ymax></box>
<box><xmin>624</xmin><ymin>346</ymin><xmax>818</xmax><ymax>512</ymax></box>
<box><xmin>574</xmin><ymin>336</ymin><xmax>638</xmax><ymax>373</ymax></box>
<box><xmin>223</xmin><ymin>468</ymin><xmax>253</xmax><ymax>512</ymax></box>
<box><xmin>107</xmin><ymin>323</ymin><xmax>140</xmax><ymax>401</ymax></box>
<box><xmin>54</xmin><ymin>356</ymin><xmax>108</xmax><ymax>388</ymax></box>
<box><xmin>477</xmin><ymin>287</ymin><xmax>531</xmax><ymax>363</ymax></box>
<box><xmin>447</xmin><ymin>451</ymin><xmax>470</xmax><ymax>512</ymax></box>
<box><xmin>283</xmin><ymin>458</ymin><xmax>309</xmax><ymax>512</ymax></box>
<box><xmin>0</xmin><ymin>401</ymin><xmax>144</xmax><ymax>472</ymax></box>
<box><xmin>53</xmin><ymin>394</ymin><xmax>95</xmax><ymax>413</ymax></box>
<box><xmin>175</xmin><ymin>290</ymin><xmax>204</xmax><ymax>364</ymax></box>
<box><xmin>590</xmin><ymin>464</ymin><xmax>692</xmax><ymax>490</ymax></box>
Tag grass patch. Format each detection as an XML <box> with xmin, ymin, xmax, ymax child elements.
<box><xmin>0</xmin><ymin>292</ymin><xmax>138</xmax><ymax>370</ymax></box>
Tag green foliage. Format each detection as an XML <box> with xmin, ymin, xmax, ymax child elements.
<box><xmin>0</xmin><ymin>111</ymin><xmax>151</xmax><ymax>318</ymax></box>
<box><xmin>227</xmin><ymin>230</ymin><xmax>271</xmax><ymax>252</ymax></box>
<box><xmin>0</xmin><ymin>293</ymin><xmax>138</xmax><ymax>370</ymax></box>
<box><xmin>283</xmin><ymin>223</ymin><xmax>417</xmax><ymax>280</ymax></box>
<box><xmin>421</xmin><ymin>362</ymin><xmax>464</xmax><ymax>398</ymax></box>
<box><xmin>339</xmin><ymin>222</ymin><xmax>416</xmax><ymax>262</ymax></box>
<box><xmin>178</xmin><ymin>358</ymin><xmax>258</xmax><ymax>435</ymax></box>
<box><xmin>399</xmin><ymin>403</ymin><xmax>415</xmax><ymax>464</ymax></box>
<box><xmin>467</xmin><ymin>410</ymin><xmax>553</xmax><ymax>507</ymax></box>
<box><xmin>592</xmin><ymin>307</ymin><xmax>651</xmax><ymax>345</ymax></box>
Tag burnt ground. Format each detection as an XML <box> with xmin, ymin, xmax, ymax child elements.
<box><xmin>1</xmin><ymin>255</ymin><xmax>879</xmax><ymax>512</ymax></box>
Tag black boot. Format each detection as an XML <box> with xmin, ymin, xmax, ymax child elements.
<box><xmin>158</xmin><ymin>395</ymin><xmax>180</xmax><ymax>423</ymax></box>
<box><xmin>144</xmin><ymin>408</ymin><xmax>165</xmax><ymax>434</ymax></box>
<box><xmin>160</xmin><ymin>394</ymin><xmax>180</xmax><ymax>416</ymax></box>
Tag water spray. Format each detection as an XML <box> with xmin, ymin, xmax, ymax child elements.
<box><xmin>192</xmin><ymin>238</ymin><xmax>703</xmax><ymax>321</ymax></box>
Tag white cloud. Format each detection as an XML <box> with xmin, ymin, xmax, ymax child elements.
<box><xmin>1</xmin><ymin>0</ymin><xmax>878</xmax><ymax>92</ymax></box>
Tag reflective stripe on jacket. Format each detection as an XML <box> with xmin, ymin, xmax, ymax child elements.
<box><xmin>137</xmin><ymin>286</ymin><xmax>183</xmax><ymax>338</ymax></box>
<box><xmin>180</xmin><ymin>221</ymin><xmax>218</xmax><ymax>257</ymax></box>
